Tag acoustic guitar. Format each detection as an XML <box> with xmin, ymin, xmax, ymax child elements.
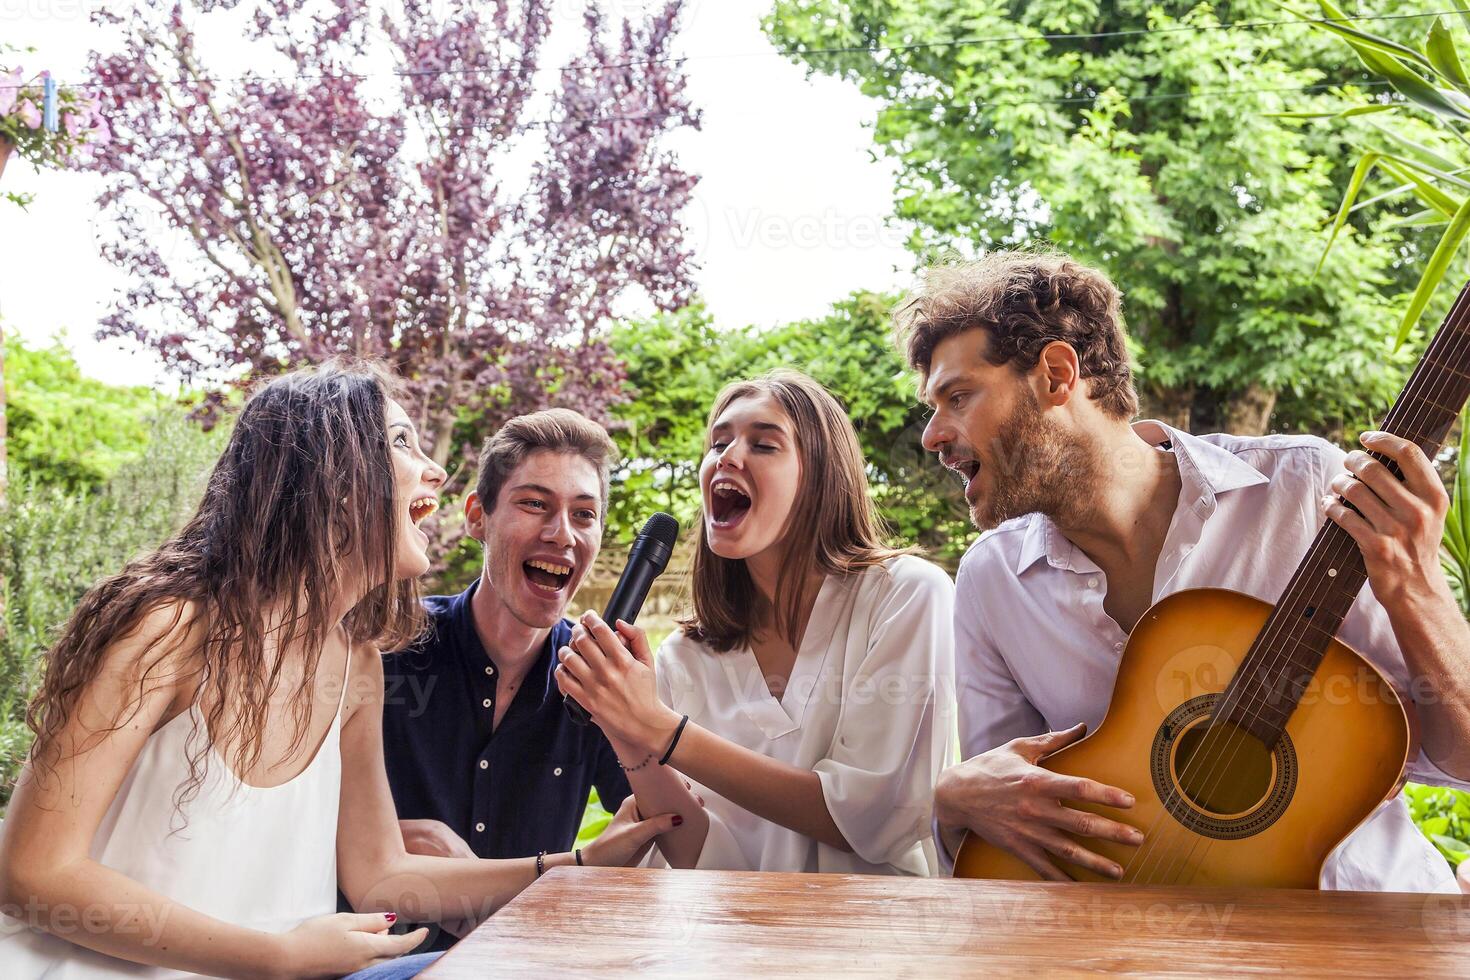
<box><xmin>952</xmin><ymin>281</ymin><xmax>1470</xmax><ymax>888</ymax></box>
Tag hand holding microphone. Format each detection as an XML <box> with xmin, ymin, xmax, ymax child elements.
<box><xmin>557</xmin><ymin>610</ymin><xmax>678</xmax><ymax>755</ymax></box>
<box><xmin>559</xmin><ymin>512</ymin><xmax>679</xmax><ymax>728</ymax></box>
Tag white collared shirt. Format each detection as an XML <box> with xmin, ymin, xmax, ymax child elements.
<box><xmin>952</xmin><ymin>420</ymin><xmax>1463</xmax><ymax>892</ymax></box>
<box><xmin>650</xmin><ymin>555</ymin><xmax>958</xmax><ymax>875</ymax></box>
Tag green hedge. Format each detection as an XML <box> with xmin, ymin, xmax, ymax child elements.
<box><xmin>0</xmin><ymin>412</ymin><xmax>224</xmax><ymax>809</ymax></box>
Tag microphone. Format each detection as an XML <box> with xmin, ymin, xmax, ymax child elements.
<box><xmin>565</xmin><ymin>511</ymin><xmax>680</xmax><ymax>726</ymax></box>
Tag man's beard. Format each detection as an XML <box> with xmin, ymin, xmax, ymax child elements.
<box><xmin>971</xmin><ymin>394</ymin><xmax>1098</xmax><ymax>532</ymax></box>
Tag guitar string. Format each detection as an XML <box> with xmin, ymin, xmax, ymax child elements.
<box><xmin>1119</xmin><ymin>285</ymin><xmax>1470</xmax><ymax>886</ymax></box>
<box><xmin>1137</xmin><ymin>293</ymin><xmax>1470</xmax><ymax>886</ymax></box>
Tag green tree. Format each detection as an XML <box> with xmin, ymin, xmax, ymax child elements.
<box><xmin>4</xmin><ymin>334</ymin><xmax>178</xmax><ymax>489</ymax></box>
<box><xmin>0</xmin><ymin>339</ymin><xmax>220</xmax><ymax>808</ymax></box>
<box><xmin>764</xmin><ymin>0</ymin><xmax>1425</xmax><ymax>436</ymax></box>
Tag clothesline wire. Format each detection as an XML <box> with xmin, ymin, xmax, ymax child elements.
<box><xmin>0</xmin><ymin>8</ymin><xmax>1454</xmax><ymax>93</ymax></box>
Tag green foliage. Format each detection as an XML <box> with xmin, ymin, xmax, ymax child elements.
<box><xmin>0</xmin><ymin>413</ymin><xmax>225</xmax><ymax>809</ymax></box>
<box><xmin>433</xmin><ymin>530</ymin><xmax>482</xmax><ymax>598</ymax></box>
<box><xmin>764</xmin><ymin>0</ymin><xmax>1425</xmax><ymax>434</ymax></box>
<box><xmin>1404</xmin><ymin>782</ymin><xmax>1470</xmax><ymax>869</ymax></box>
<box><xmin>5</xmin><ymin>333</ymin><xmax>178</xmax><ymax>489</ymax></box>
<box><xmin>607</xmin><ymin>295</ymin><xmax>971</xmax><ymax>560</ymax></box>
<box><xmin>1292</xmin><ymin>3</ymin><xmax>1470</xmax><ymax>348</ymax></box>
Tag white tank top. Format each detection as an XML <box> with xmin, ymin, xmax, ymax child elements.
<box><xmin>0</xmin><ymin>666</ymin><xmax>347</xmax><ymax>978</ymax></box>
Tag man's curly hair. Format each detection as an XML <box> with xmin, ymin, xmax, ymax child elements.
<box><xmin>894</xmin><ymin>250</ymin><xmax>1139</xmax><ymax>421</ymax></box>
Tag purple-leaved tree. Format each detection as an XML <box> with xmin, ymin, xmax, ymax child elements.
<box><xmin>85</xmin><ymin>0</ymin><xmax>700</xmax><ymax>476</ymax></box>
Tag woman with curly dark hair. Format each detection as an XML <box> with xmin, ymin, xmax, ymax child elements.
<box><xmin>0</xmin><ymin>361</ymin><xmax>675</xmax><ymax>979</ymax></box>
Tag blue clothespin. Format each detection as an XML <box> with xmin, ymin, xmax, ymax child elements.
<box><xmin>43</xmin><ymin>76</ymin><xmax>58</xmax><ymax>132</ymax></box>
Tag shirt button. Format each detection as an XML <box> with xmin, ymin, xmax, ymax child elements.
<box><xmin>482</xmin><ymin>698</ymin><xmax>492</xmax><ymax>708</ymax></box>
<box><xmin>479</xmin><ymin>760</ymin><xmax>488</xmax><ymax>770</ymax></box>
<box><xmin>554</xmin><ymin>767</ymin><xmax>563</xmax><ymax>776</ymax></box>
<box><xmin>1087</xmin><ymin>577</ymin><xmax>1099</xmax><ymax>589</ymax></box>
<box><xmin>1114</xmin><ymin>642</ymin><xmax>1124</xmax><ymax>652</ymax></box>
<box><xmin>485</xmin><ymin>666</ymin><xmax>494</xmax><ymax>676</ymax></box>
<box><xmin>475</xmin><ymin>822</ymin><xmax>486</xmax><ymax>833</ymax></box>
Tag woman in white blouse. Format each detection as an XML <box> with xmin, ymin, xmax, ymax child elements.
<box><xmin>556</xmin><ymin>369</ymin><xmax>956</xmax><ymax>875</ymax></box>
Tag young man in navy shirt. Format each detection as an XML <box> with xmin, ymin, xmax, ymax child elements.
<box><xmin>380</xmin><ymin>409</ymin><xmax>635</xmax><ymax>948</ymax></box>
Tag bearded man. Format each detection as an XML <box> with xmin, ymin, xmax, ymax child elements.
<box><xmin>903</xmin><ymin>251</ymin><xmax>1470</xmax><ymax>892</ymax></box>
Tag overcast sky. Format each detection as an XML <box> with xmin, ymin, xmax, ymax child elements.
<box><xmin>0</xmin><ymin>0</ymin><xmax>915</xmax><ymax>388</ymax></box>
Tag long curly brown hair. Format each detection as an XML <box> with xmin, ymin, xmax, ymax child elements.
<box><xmin>25</xmin><ymin>359</ymin><xmax>425</xmax><ymax>816</ymax></box>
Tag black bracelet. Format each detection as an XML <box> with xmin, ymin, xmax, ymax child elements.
<box><xmin>658</xmin><ymin>714</ymin><xmax>690</xmax><ymax>766</ymax></box>
<box><xmin>535</xmin><ymin>850</ymin><xmax>546</xmax><ymax>877</ymax></box>
<box><xmin>575</xmin><ymin>848</ymin><xmax>584</xmax><ymax>866</ymax></box>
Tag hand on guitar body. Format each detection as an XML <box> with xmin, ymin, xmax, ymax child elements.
<box><xmin>935</xmin><ymin>722</ymin><xmax>1145</xmax><ymax>881</ymax></box>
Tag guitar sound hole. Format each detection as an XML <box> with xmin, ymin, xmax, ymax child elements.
<box><xmin>1152</xmin><ymin>695</ymin><xmax>1297</xmax><ymax>839</ymax></box>
<box><xmin>1172</xmin><ymin>721</ymin><xmax>1274</xmax><ymax>817</ymax></box>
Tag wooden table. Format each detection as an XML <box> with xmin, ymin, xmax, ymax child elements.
<box><xmin>422</xmin><ymin>867</ymin><xmax>1470</xmax><ymax>977</ymax></box>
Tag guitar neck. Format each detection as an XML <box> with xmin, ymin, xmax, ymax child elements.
<box><xmin>1219</xmin><ymin>281</ymin><xmax>1470</xmax><ymax>745</ymax></box>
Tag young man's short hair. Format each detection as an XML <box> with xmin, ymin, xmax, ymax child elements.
<box><xmin>475</xmin><ymin>409</ymin><xmax>617</xmax><ymax>517</ymax></box>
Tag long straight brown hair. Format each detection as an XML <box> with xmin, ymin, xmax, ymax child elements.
<box><xmin>25</xmin><ymin>359</ymin><xmax>425</xmax><ymax>817</ymax></box>
<box><xmin>681</xmin><ymin>369</ymin><xmax>914</xmax><ymax>652</ymax></box>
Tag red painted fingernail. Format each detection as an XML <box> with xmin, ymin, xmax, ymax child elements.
<box><xmin>673</xmin><ymin>815</ymin><xmax>684</xmax><ymax>826</ymax></box>
<box><xmin>384</xmin><ymin>912</ymin><xmax>397</xmax><ymax>924</ymax></box>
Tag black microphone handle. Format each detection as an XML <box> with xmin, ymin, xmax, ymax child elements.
<box><xmin>603</xmin><ymin>557</ymin><xmax>661</xmax><ymax>627</ymax></box>
<box><xmin>564</xmin><ymin>558</ymin><xmax>663</xmax><ymax>726</ymax></box>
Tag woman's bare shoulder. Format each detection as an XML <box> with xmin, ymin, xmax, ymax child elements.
<box><xmin>341</xmin><ymin>636</ymin><xmax>386</xmax><ymax>721</ymax></box>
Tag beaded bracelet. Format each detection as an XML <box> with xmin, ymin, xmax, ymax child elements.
<box><xmin>618</xmin><ymin>751</ymin><xmax>655</xmax><ymax>772</ymax></box>
<box><xmin>535</xmin><ymin>850</ymin><xmax>546</xmax><ymax>877</ymax></box>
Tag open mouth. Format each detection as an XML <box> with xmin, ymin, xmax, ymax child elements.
<box><xmin>709</xmin><ymin>480</ymin><xmax>752</xmax><ymax>529</ymax></box>
<box><xmin>949</xmin><ymin>459</ymin><xmax>982</xmax><ymax>500</ymax></box>
<box><xmin>523</xmin><ymin>558</ymin><xmax>573</xmax><ymax>596</ymax></box>
<box><xmin>409</xmin><ymin>495</ymin><xmax>439</xmax><ymax>527</ymax></box>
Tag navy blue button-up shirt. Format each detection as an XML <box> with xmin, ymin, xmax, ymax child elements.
<box><xmin>380</xmin><ymin>581</ymin><xmax>630</xmax><ymax>938</ymax></box>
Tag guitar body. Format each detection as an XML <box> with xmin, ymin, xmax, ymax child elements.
<box><xmin>952</xmin><ymin>588</ymin><xmax>1412</xmax><ymax>888</ymax></box>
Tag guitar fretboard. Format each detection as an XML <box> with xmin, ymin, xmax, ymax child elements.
<box><xmin>1219</xmin><ymin>281</ymin><xmax>1470</xmax><ymax>745</ymax></box>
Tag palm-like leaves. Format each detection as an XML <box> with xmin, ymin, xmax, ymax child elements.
<box><xmin>1285</xmin><ymin>0</ymin><xmax>1470</xmax><ymax>347</ymax></box>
